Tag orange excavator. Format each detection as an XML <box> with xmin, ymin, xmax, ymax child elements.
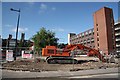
<box><xmin>42</xmin><ymin>44</ymin><xmax>106</xmax><ymax>64</ymax></box>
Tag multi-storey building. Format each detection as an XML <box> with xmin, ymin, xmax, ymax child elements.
<box><xmin>68</xmin><ymin>28</ymin><xmax>95</xmax><ymax>48</ymax></box>
<box><xmin>93</xmin><ymin>7</ymin><xmax>115</xmax><ymax>55</ymax></box>
<box><xmin>68</xmin><ymin>7</ymin><xmax>115</xmax><ymax>55</ymax></box>
<box><xmin>114</xmin><ymin>21</ymin><xmax>120</xmax><ymax>55</ymax></box>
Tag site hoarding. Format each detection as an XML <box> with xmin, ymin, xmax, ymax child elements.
<box><xmin>6</xmin><ymin>50</ymin><xmax>14</xmax><ymax>61</ymax></box>
<box><xmin>22</xmin><ymin>50</ymin><xmax>33</xmax><ymax>59</ymax></box>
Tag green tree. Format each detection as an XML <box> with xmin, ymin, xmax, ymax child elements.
<box><xmin>31</xmin><ymin>27</ymin><xmax>59</xmax><ymax>54</ymax></box>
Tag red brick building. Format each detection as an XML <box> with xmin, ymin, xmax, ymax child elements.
<box><xmin>93</xmin><ymin>7</ymin><xmax>115</xmax><ymax>55</ymax></box>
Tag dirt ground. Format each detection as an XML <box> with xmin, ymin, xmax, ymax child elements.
<box><xmin>2</xmin><ymin>58</ymin><xmax>120</xmax><ymax>72</ymax></box>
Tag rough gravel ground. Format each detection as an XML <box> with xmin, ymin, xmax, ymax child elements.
<box><xmin>2</xmin><ymin>58</ymin><xmax>119</xmax><ymax>72</ymax></box>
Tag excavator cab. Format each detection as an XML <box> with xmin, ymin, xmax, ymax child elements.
<box><xmin>42</xmin><ymin>46</ymin><xmax>70</xmax><ymax>57</ymax></box>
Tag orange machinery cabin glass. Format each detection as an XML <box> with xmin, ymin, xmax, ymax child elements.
<box><xmin>48</xmin><ymin>49</ymin><xmax>54</xmax><ymax>54</ymax></box>
<box><xmin>47</xmin><ymin>49</ymin><xmax>63</xmax><ymax>54</ymax></box>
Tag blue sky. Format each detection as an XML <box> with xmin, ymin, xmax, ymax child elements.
<box><xmin>2</xmin><ymin>2</ymin><xmax>118</xmax><ymax>43</ymax></box>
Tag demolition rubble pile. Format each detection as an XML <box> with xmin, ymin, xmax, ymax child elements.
<box><xmin>2</xmin><ymin>58</ymin><xmax>119</xmax><ymax>72</ymax></box>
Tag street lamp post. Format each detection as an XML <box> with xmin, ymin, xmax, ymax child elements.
<box><xmin>10</xmin><ymin>8</ymin><xmax>20</xmax><ymax>60</ymax></box>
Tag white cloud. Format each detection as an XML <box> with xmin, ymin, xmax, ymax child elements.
<box><xmin>39</xmin><ymin>3</ymin><xmax>56</xmax><ymax>14</ymax></box>
<box><xmin>40</xmin><ymin>3</ymin><xmax>47</xmax><ymax>10</ymax></box>
<box><xmin>39</xmin><ymin>3</ymin><xmax>48</xmax><ymax>13</ymax></box>
<box><xmin>39</xmin><ymin>3</ymin><xmax>47</xmax><ymax>13</ymax></box>
<box><xmin>52</xmin><ymin>28</ymin><xmax>65</xmax><ymax>32</ymax></box>
<box><xmin>11</xmin><ymin>27</ymin><xmax>28</xmax><ymax>33</ymax></box>
<box><xmin>51</xmin><ymin>7</ymin><xmax>56</xmax><ymax>11</ymax></box>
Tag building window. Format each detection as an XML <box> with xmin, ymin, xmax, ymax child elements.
<box><xmin>97</xmin><ymin>38</ymin><xmax>99</xmax><ymax>41</ymax></box>
<box><xmin>89</xmin><ymin>30</ymin><xmax>92</xmax><ymax>34</ymax></box>
<box><xmin>82</xmin><ymin>33</ymin><xmax>84</xmax><ymax>37</ymax></box>
<box><xmin>97</xmin><ymin>33</ymin><xmax>99</xmax><ymax>36</ymax></box>
<box><xmin>81</xmin><ymin>41</ymin><xmax>83</xmax><ymax>44</ymax></box>
<box><xmin>86</xmin><ymin>32</ymin><xmax>88</xmax><ymax>36</ymax></box>
<box><xmin>96</xmin><ymin>24</ymin><xmax>98</xmax><ymax>26</ymax></box>
<box><xmin>97</xmin><ymin>28</ymin><xmax>98</xmax><ymax>31</ymax></box>
<box><xmin>98</xmin><ymin>43</ymin><xmax>99</xmax><ymax>47</ymax></box>
<box><xmin>91</xmin><ymin>38</ymin><xmax>94</xmax><ymax>43</ymax></box>
<box><xmin>79</xmin><ymin>36</ymin><xmax>81</xmax><ymax>38</ymax></box>
<box><xmin>87</xmin><ymin>38</ymin><xmax>90</xmax><ymax>43</ymax></box>
<box><xmin>48</xmin><ymin>49</ymin><xmax>54</xmax><ymax>54</ymax></box>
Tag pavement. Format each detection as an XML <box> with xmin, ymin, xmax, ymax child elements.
<box><xmin>1</xmin><ymin>68</ymin><xmax>119</xmax><ymax>79</ymax></box>
<box><xmin>66</xmin><ymin>73</ymin><xmax>119</xmax><ymax>78</ymax></box>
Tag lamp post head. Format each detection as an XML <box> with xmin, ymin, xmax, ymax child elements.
<box><xmin>10</xmin><ymin>8</ymin><xmax>20</xmax><ymax>12</ymax></box>
<box><xmin>10</xmin><ymin>8</ymin><xmax>14</xmax><ymax>11</ymax></box>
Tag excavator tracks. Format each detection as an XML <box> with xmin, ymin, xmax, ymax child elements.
<box><xmin>46</xmin><ymin>57</ymin><xmax>78</xmax><ymax>64</ymax></box>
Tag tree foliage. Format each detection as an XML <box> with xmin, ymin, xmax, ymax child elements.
<box><xmin>18</xmin><ymin>40</ymin><xmax>32</xmax><ymax>49</ymax></box>
<box><xmin>31</xmin><ymin>27</ymin><xmax>59</xmax><ymax>53</ymax></box>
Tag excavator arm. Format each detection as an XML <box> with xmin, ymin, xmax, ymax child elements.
<box><xmin>64</xmin><ymin>44</ymin><xmax>106</xmax><ymax>62</ymax></box>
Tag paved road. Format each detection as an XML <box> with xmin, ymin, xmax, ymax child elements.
<box><xmin>1</xmin><ymin>73</ymin><xmax>120</xmax><ymax>80</ymax></box>
<box><xmin>1</xmin><ymin>68</ymin><xmax>119</xmax><ymax>80</ymax></box>
<box><xmin>1</xmin><ymin>74</ymin><xmax>119</xmax><ymax>80</ymax></box>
